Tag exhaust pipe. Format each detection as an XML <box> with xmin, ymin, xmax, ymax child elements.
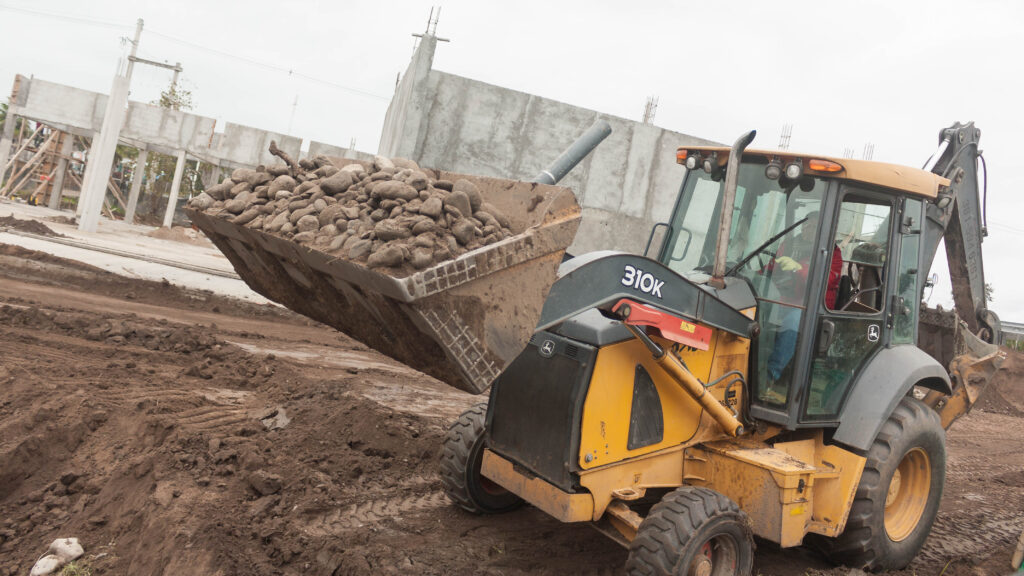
<box><xmin>533</xmin><ymin>120</ymin><xmax>613</xmax><ymax>185</ymax></box>
<box><xmin>710</xmin><ymin>129</ymin><xmax>757</xmax><ymax>289</ymax></box>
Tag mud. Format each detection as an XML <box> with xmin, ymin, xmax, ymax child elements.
<box><xmin>0</xmin><ymin>214</ymin><xmax>62</xmax><ymax>237</ymax></box>
<box><xmin>0</xmin><ymin>243</ymin><xmax>1021</xmax><ymax>575</ymax></box>
<box><xmin>145</xmin><ymin>225</ymin><xmax>215</xmax><ymax>247</ymax></box>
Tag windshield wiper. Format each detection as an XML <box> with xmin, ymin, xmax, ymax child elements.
<box><xmin>724</xmin><ymin>216</ymin><xmax>808</xmax><ymax>277</ymax></box>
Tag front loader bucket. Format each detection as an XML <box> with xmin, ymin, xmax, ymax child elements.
<box><xmin>188</xmin><ymin>171</ymin><xmax>581</xmax><ymax>394</ymax></box>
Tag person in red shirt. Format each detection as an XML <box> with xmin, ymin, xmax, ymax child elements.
<box><xmin>766</xmin><ymin>211</ymin><xmax>842</xmax><ymax>385</ymax></box>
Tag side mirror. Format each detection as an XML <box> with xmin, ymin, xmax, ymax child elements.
<box><xmin>818</xmin><ymin>319</ymin><xmax>836</xmax><ymax>355</ymax></box>
<box><xmin>644</xmin><ymin>223</ymin><xmax>672</xmax><ymax>259</ymax></box>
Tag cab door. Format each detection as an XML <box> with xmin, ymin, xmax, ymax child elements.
<box><xmin>803</xmin><ymin>189</ymin><xmax>896</xmax><ymax>420</ymax></box>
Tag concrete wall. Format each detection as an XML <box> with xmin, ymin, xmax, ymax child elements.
<box><xmin>6</xmin><ymin>76</ymin><xmax>341</xmax><ymax>170</ymax></box>
<box><xmin>379</xmin><ymin>37</ymin><xmax>718</xmax><ymax>254</ymax></box>
<box><xmin>308</xmin><ymin>141</ymin><xmax>375</xmax><ymax>164</ymax></box>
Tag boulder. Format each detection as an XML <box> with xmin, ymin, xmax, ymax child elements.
<box><xmin>319</xmin><ymin>171</ymin><xmax>354</xmax><ymax>195</ymax></box>
<box><xmin>367</xmin><ymin>245</ymin><xmax>405</xmax><ymax>268</ymax></box>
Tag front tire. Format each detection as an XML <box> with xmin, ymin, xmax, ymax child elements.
<box><xmin>825</xmin><ymin>397</ymin><xmax>945</xmax><ymax>571</ymax></box>
<box><xmin>627</xmin><ymin>486</ymin><xmax>754</xmax><ymax>576</ymax></box>
<box><xmin>439</xmin><ymin>403</ymin><xmax>523</xmax><ymax>514</ymax></box>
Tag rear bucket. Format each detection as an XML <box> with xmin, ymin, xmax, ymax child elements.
<box><xmin>188</xmin><ymin>171</ymin><xmax>580</xmax><ymax>394</ymax></box>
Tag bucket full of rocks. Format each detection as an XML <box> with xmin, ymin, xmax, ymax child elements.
<box><xmin>186</xmin><ymin>144</ymin><xmax>581</xmax><ymax>394</ymax></box>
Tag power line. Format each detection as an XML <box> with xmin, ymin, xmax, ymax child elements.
<box><xmin>987</xmin><ymin>220</ymin><xmax>1024</xmax><ymax>236</ymax></box>
<box><xmin>0</xmin><ymin>4</ymin><xmax>131</xmax><ymax>30</ymax></box>
<box><xmin>146</xmin><ymin>30</ymin><xmax>389</xmax><ymax>100</ymax></box>
<box><xmin>0</xmin><ymin>4</ymin><xmax>389</xmax><ymax>101</ymax></box>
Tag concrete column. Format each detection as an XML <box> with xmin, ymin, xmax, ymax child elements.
<box><xmin>162</xmin><ymin>150</ymin><xmax>186</xmax><ymax>228</ymax></box>
<box><xmin>47</xmin><ymin>135</ymin><xmax>74</xmax><ymax>210</ymax></box>
<box><xmin>79</xmin><ymin>74</ymin><xmax>130</xmax><ymax>233</ymax></box>
<box><xmin>0</xmin><ymin>109</ymin><xmax>16</xmax><ymax>185</ymax></box>
<box><xmin>378</xmin><ymin>35</ymin><xmax>437</xmax><ymax>159</ymax></box>
<box><xmin>124</xmin><ymin>148</ymin><xmax>148</xmax><ymax>223</ymax></box>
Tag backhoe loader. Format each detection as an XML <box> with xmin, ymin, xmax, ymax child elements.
<box><xmin>440</xmin><ymin>122</ymin><xmax>1004</xmax><ymax>574</ymax></box>
<box><xmin>189</xmin><ymin>121</ymin><xmax>1004</xmax><ymax>575</ymax></box>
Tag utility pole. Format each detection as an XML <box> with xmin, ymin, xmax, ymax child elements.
<box><xmin>125</xmin><ymin>19</ymin><xmax>143</xmax><ymax>80</ymax></box>
<box><xmin>642</xmin><ymin>96</ymin><xmax>659</xmax><ymax>125</ymax></box>
<box><xmin>79</xmin><ymin>18</ymin><xmax>186</xmax><ymax>231</ymax></box>
<box><xmin>778</xmin><ymin>123</ymin><xmax>793</xmax><ymax>151</ymax></box>
<box><xmin>287</xmin><ymin>95</ymin><xmax>298</xmax><ymax>135</ymax></box>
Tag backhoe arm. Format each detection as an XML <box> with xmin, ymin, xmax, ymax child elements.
<box><xmin>921</xmin><ymin>121</ymin><xmax>1001</xmax><ymax>341</ymax></box>
<box><xmin>919</xmin><ymin>122</ymin><xmax>1005</xmax><ymax>428</ymax></box>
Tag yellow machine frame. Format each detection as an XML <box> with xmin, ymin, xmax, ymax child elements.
<box><xmin>481</xmin><ymin>320</ymin><xmax>868</xmax><ymax>548</ymax></box>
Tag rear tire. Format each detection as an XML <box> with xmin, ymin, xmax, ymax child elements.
<box><xmin>439</xmin><ymin>403</ymin><xmax>523</xmax><ymax>514</ymax></box>
<box><xmin>824</xmin><ymin>397</ymin><xmax>945</xmax><ymax>571</ymax></box>
<box><xmin>626</xmin><ymin>486</ymin><xmax>754</xmax><ymax>576</ymax></box>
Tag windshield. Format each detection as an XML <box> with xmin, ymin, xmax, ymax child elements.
<box><xmin>660</xmin><ymin>162</ymin><xmax>827</xmax><ymax>301</ymax></box>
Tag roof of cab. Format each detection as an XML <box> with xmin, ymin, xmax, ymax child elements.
<box><xmin>678</xmin><ymin>146</ymin><xmax>949</xmax><ymax>199</ymax></box>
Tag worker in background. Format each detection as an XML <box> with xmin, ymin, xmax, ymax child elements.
<box><xmin>766</xmin><ymin>211</ymin><xmax>842</xmax><ymax>386</ymax></box>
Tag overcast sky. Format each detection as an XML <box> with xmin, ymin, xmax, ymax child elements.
<box><xmin>1</xmin><ymin>0</ymin><xmax>1022</xmax><ymax>321</ymax></box>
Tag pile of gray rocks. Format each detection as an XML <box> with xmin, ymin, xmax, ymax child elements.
<box><xmin>187</xmin><ymin>145</ymin><xmax>515</xmax><ymax>274</ymax></box>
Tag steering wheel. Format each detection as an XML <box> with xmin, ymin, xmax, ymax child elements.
<box><xmin>839</xmin><ymin>286</ymin><xmax>882</xmax><ymax>311</ymax></box>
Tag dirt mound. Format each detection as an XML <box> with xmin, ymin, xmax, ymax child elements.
<box><xmin>976</xmin><ymin>348</ymin><xmax>1024</xmax><ymax>416</ymax></box>
<box><xmin>146</xmin><ymin>225</ymin><xmax>213</xmax><ymax>247</ymax></box>
<box><xmin>0</xmin><ymin>214</ymin><xmax>63</xmax><ymax>237</ymax></box>
<box><xmin>0</xmin><ymin>305</ymin><xmax>222</xmax><ymax>353</ymax></box>
<box><xmin>0</xmin><ymin>242</ymin><xmax>296</xmax><ymax>322</ymax></box>
<box><xmin>0</xmin><ymin>300</ymin><xmax>448</xmax><ymax>575</ymax></box>
<box><xmin>44</xmin><ymin>215</ymin><xmax>77</xmax><ymax>226</ymax></box>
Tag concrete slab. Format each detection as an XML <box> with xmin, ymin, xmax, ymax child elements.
<box><xmin>0</xmin><ymin>200</ymin><xmax>269</xmax><ymax>303</ymax></box>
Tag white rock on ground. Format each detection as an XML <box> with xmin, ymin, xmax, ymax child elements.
<box><xmin>30</xmin><ymin>555</ymin><xmax>63</xmax><ymax>576</ymax></box>
<box><xmin>30</xmin><ymin>537</ymin><xmax>84</xmax><ymax>575</ymax></box>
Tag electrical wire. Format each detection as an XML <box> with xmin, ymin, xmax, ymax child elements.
<box><xmin>0</xmin><ymin>4</ymin><xmax>131</xmax><ymax>30</ymax></box>
<box><xmin>146</xmin><ymin>30</ymin><xmax>389</xmax><ymax>100</ymax></box>
<box><xmin>0</xmin><ymin>4</ymin><xmax>390</xmax><ymax>101</ymax></box>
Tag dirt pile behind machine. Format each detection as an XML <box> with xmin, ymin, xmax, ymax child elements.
<box><xmin>187</xmin><ymin>122</ymin><xmax>611</xmax><ymax>394</ymax></box>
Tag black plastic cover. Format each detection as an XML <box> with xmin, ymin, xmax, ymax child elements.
<box><xmin>487</xmin><ymin>331</ymin><xmax>596</xmax><ymax>492</ymax></box>
<box><xmin>627</xmin><ymin>364</ymin><xmax>664</xmax><ymax>450</ymax></box>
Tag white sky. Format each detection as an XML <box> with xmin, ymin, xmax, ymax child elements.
<box><xmin>1</xmin><ymin>0</ymin><xmax>1022</xmax><ymax>321</ymax></box>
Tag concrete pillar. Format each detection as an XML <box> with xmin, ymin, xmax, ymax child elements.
<box><xmin>0</xmin><ymin>109</ymin><xmax>16</xmax><ymax>185</ymax></box>
<box><xmin>47</xmin><ymin>135</ymin><xmax>74</xmax><ymax>210</ymax></box>
<box><xmin>378</xmin><ymin>35</ymin><xmax>437</xmax><ymax>159</ymax></box>
<box><xmin>124</xmin><ymin>148</ymin><xmax>148</xmax><ymax>223</ymax></box>
<box><xmin>79</xmin><ymin>74</ymin><xmax>130</xmax><ymax>233</ymax></box>
<box><xmin>162</xmin><ymin>150</ymin><xmax>186</xmax><ymax>228</ymax></box>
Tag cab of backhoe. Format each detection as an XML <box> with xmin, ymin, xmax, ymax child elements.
<box><xmin>659</xmin><ymin>149</ymin><xmax>938</xmax><ymax>430</ymax></box>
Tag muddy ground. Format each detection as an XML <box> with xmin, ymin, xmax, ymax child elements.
<box><xmin>0</xmin><ymin>242</ymin><xmax>1021</xmax><ymax>575</ymax></box>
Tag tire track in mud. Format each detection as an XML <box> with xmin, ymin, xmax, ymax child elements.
<box><xmin>915</xmin><ymin>506</ymin><xmax>1024</xmax><ymax>565</ymax></box>
<box><xmin>307</xmin><ymin>474</ymin><xmax>450</xmax><ymax>534</ymax></box>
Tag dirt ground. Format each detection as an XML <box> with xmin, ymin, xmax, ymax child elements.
<box><xmin>0</xmin><ymin>242</ymin><xmax>1022</xmax><ymax>575</ymax></box>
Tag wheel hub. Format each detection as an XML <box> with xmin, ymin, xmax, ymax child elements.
<box><xmin>884</xmin><ymin>447</ymin><xmax>931</xmax><ymax>542</ymax></box>
<box><xmin>693</xmin><ymin>557</ymin><xmax>712</xmax><ymax>576</ymax></box>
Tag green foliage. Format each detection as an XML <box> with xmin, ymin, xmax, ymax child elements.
<box><xmin>59</xmin><ymin>561</ymin><xmax>93</xmax><ymax>576</ymax></box>
<box><xmin>153</xmin><ymin>83</ymin><xmax>193</xmax><ymax>112</ymax></box>
<box><xmin>985</xmin><ymin>282</ymin><xmax>994</xmax><ymax>303</ymax></box>
<box><xmin>0</xmin><ymin>100</ymin><xmax>30</xmax><ymax>138</ymax></box>
<box><xmin>130</xmin><ymin>79</ymin><xmax>202</xmax><ymax>224</ymax></box>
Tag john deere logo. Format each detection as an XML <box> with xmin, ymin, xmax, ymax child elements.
<box><xmin>867</xmin><ymin>325</ymin><xmax>880</xmax><ymax>342</ymax></box>
<box><xmin>539</xmin><ymin>340</ymin><xmax>556</xmax><ymax>358</ymax></box>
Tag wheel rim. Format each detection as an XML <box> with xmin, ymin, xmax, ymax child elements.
<box><xmin>884</xmin><ymin>447</ymin><xmax>931</xmax><ymax>542</ymax></box>
<box><xmin>687</xmin><ymin>534</ymin><xmax>738</xmax><ymax>576</ymax></box>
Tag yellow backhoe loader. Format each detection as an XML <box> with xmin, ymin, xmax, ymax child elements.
<box><xmin>189</xmin><ymin>121</ymin><xmax>1004</xmax><ymax>575</ymax></box>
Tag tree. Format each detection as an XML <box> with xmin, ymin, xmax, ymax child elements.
<box><xmin>134</xmin><ymin>80</ymin><xmax>204</xmax><ymax>224</ymax></box>
<box><xmin>0</xmin><ymin>101</ymin><xmax>29</xmax><ymax>138</ymax></box>
<box><xmin>985</xmin><ymin>282</ymin><xmax>994</xmax><ymax>303</ymax></box>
